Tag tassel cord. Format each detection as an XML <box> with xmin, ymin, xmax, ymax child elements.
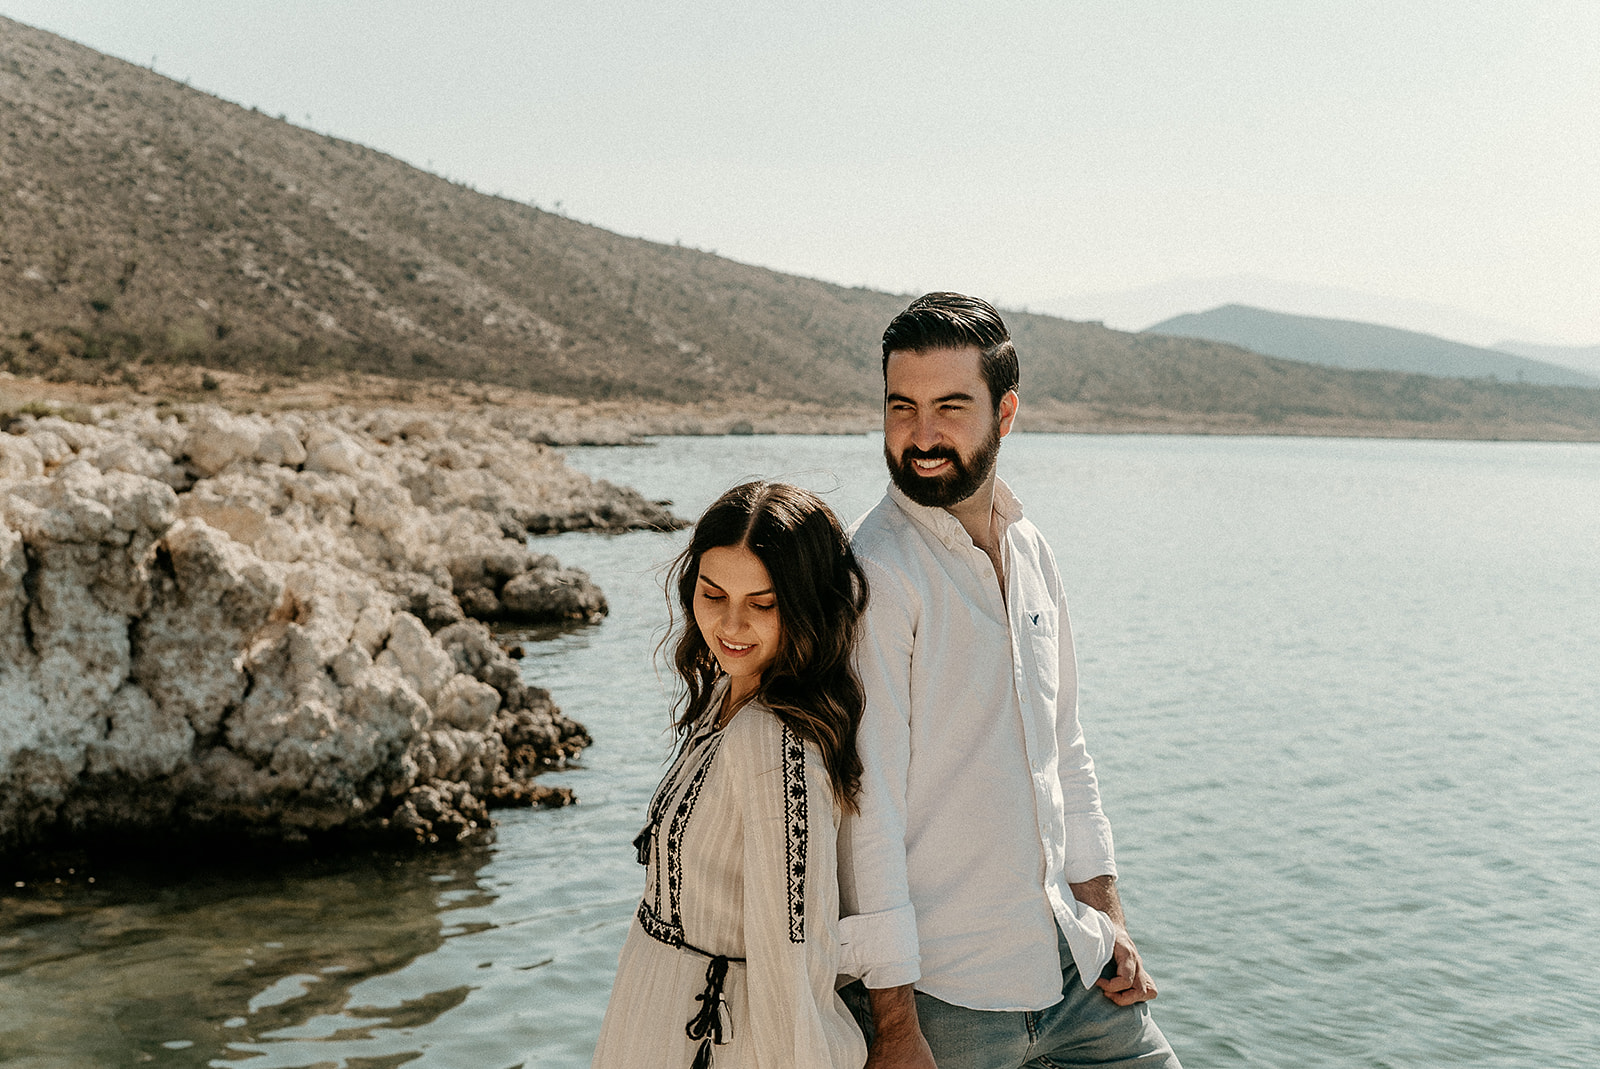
<box><xmin>684</xmin><ymin>948</ymin><xmax>742</xmax><ymax>1068</ymax></box>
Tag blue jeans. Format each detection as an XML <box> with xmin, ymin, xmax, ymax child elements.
<box><xmin>844</xmin><ymin>927</ymin><xmax>1180</xmax><ymax>1069</ymax></box>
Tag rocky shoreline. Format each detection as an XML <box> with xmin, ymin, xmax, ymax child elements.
<box><xmin>0</xmin><ymin>402</ymin><xmax>680</xmax><ymax>862</ymax></box>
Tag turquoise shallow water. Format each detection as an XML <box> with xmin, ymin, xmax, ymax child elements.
<box><xmin>4</xmin><ymin>433</ymin><xmax>1598</xmax><ymax>1068</ymax></box>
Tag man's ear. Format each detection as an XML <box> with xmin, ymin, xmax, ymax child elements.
<box><xmin>998</xmin><ymin>389</ymin><xmax>1019</xmax><ymax>437</ymax></box>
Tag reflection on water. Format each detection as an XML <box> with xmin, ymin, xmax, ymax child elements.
<box><xmin>1</xmin><ymin>848</ymin><xmax>492</xmax><ymax>1068</ymax></box>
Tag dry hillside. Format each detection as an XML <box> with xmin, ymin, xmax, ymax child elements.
<box><xmin>5</xmin><ymin>16</ymin><xmax>1600</xmax><ymax>439</ymax></box>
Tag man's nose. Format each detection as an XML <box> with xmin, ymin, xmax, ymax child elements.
<box><xmin>911</xmin><ymin>412</ymin><xmax>942</xmax><ymax>450</ymax></box>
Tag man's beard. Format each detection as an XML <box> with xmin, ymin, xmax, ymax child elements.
<box><xmin>885</xmin><ymin>417</ymin><xmax>1002</xmax><ymax>509</ymax></box>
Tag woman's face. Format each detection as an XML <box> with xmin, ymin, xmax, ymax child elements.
<box><xmin>693</xmin><ymin>544</ymin><xmax>782</xmax><ymax>707</ymax></box>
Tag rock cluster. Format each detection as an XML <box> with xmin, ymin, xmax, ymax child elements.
<box><xmin>0</xmin><ymin>404</ymin><xmax>677</xmax><ymax>858</ymax></box>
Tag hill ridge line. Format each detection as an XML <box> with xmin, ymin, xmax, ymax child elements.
<box><xmin>5</xmin><ymin>16</ymin><xmax>1600</xmax><ymax>440</ymax></box>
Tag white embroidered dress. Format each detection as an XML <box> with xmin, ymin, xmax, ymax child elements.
<box><xmin>591</xmin><ymin>696</ymin><xmax>865</xmax><ymax>1069</ymax></box>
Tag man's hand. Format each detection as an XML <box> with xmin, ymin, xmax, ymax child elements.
<box><xmin>1069</xmin><ymin>874</ymin><xmax>1160</xmax><ymax>1006</ymax></box>
<box><xmin>864</xmin><ymin>984</ymin><xmax>938</xmax><ymax>1069</ymax></box>
<box><xmin>1094</xmin><ymin>925</ymin><xmax>1159</xmax><ymax>1006</ymax></box>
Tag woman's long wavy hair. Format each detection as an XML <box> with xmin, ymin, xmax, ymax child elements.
<box><xmin>665</xmin><ymin>481</ymin><xmax>869</xmax><ymax>811</ymax></box>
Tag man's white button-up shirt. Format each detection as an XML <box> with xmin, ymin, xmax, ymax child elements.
<box><xmin>838</xmin><ymin>480</ymin><xmax>1118</xmax><ymax>1011</ymax></box>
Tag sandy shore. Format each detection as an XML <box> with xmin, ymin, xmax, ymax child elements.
<box><xmin>9</xmin><ymin>365</ymin><xmax>1596</xmax><ymax>441</ymax></box>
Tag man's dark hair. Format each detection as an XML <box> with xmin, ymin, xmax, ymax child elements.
<box><xmin>881</xmin><ymin>292</ymin><xmax>1019</xmax><ymax>408</ymax></box>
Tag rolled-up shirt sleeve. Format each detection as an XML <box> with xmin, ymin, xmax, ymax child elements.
<box><xmin>837</xmin><ymin>553</ymin><xmax>922</xmax><ymax>989</ymax></box>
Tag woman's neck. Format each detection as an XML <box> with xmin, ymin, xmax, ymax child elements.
<box><xmin>719</xmin><ymin>675</ymin><xmax>759</xmax><ymax>728</ymax></box>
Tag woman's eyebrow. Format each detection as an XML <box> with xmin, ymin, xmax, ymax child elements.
<box><xmin>697</xmin><ymin>574</ymin><xmax>774</xmax><ymax>597</ymax></box>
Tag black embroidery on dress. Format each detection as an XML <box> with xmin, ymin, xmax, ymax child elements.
<box><xmin>642</xmin><ymin>721</ymin><xmax>716</xmax><ymax>848</ymax></box>
<box><xmin>781</xmin><ymin>725</ymin><xmax>808</xmax><ymax>943</ymax></box>
<box><xmin>638</xmin><ymin>729</ymin><xmax>723</xmax><ymax>950</ymax></box>
<box><xmin>637</xmin><ymin>898</ymin><xmax>681</xmax><ymax>947</ymax></box>
<box><xmin>637</xmin><ymin>723</ymin><xmax>714</xmax><ymax>925</ymax></box>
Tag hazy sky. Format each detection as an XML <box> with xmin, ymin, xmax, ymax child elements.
<box><xmin>5</xmin><ymin>1</ymin><xmax>1596</xmax><ymax>345</ymax></box>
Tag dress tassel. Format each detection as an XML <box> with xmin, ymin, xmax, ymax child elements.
<box><xmin>685</xmin><ymin>953</ymin><xmax>733</xmax><ymax>1066</ymax></box>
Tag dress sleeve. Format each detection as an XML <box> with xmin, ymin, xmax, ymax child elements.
<box><xmin>835</xmin><ymin>553</ymin><xmax>921</xmax><ymax>988</ymax></box>
<box><xmin>735</xmin><ymin>717</ymin><xmax>866</xmax><ymax>1069</ymax></box>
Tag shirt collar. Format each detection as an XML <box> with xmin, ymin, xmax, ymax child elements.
<box><xmin>887</xmin><ymin>477</ymin><xmax>1025</xmax><ymax>551</ymax></box>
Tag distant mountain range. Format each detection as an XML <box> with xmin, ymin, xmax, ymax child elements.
<box><xmin>1145</xmin><ymin>306</ymin><xmax>1600</xmax><ymax>389</ymax></box>
<box><xmin>6</xmin><ymin>16</ymin><xmax>1600</xmax><ymax>439</ymax></box>
<box><xmin>1041</xmin><ymin>275</ymin><xmax>1535</xmax><ymax>349</ymax></box>
<box><xmin>1492</xmin><ymin>341</ymin><xmax>1600</xmax><ymax>380</ymax></box>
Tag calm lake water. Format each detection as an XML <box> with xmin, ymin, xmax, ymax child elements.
<box><xmin>4</xmin><ymin>433</ymin><xmax>1598</xmax><ymax>1068</ymax></box>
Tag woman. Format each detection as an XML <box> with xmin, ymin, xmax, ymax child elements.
<box><xmin>592</xmin><ymin>481</ymin><xmax>869</xmax><ymax>1069</ymax></box>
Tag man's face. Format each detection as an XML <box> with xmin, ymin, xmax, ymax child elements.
<box><xmin>882</xmin><ymin>346</ymin><xmax>1016</xmax><ymax>509</ymax></box>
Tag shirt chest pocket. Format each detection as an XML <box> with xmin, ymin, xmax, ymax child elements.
<box><xmin>1020</xmin><ymin>605</ymin><xmax>1060</xmax><ymax>705</ymax></box>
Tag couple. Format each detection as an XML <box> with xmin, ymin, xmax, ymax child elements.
<box><xmin>592</xmin><ymin>293</ymin><xmax>1181</xmax><ymax>1069</ymax></box>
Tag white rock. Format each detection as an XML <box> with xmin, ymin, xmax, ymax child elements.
<box><xmin>127</xmin><ymin>412</ymin><xmax>188</xmax><ymax>459</ymax></box>
<box><xmin>428</xmin><ymin>442</ymin><xmax>473</xmax><ymax>470</ymax></box>
<box><xmin>0</xmin><ymin>524</ymin><xmax>27</xmax><ymax>665</ymax></box>
<box><xmin>375</xmin><ymin>612</ymin><xmax>455</xmax><ymax>705</ymax></box>
<box><xmin>1</xmin><ymin>401</ymin><xmax>638</xmax><ymax>854</ymax></box>
<box><xmin>400</xmin><ymin>417</ymin><xmax>443</xmax><ymax>440</ymax></box>
<box><xmin>255</xmin><ymin>425</ymin><xmax>308</xmax><ymax>467</ymax></box>
<box><xmin>0</xmin><ymin>669</ymin><xmax>88</xmax><ymax>808</ymax></box>
<box><xmin>434</xmin><ymin>673</ymin><xmax>501</xmax><ymax>732</ymax></box>
<box><xmin>353</xmin><ymin>480</ymin><xmax>412</xmax><ymax>535</ymax></box>
<box><xmin>0</xmin><ymin>435</ymin><xmax>45</xmax><ymax>480</ymax></box>
<box><xmin>351</xmin><ymin>603</ymin><xmax>393</xmax><ymax>654</ymax></box>
<box><xmin>133</xmin><ymin>518</ymin><xmax>286</xmax><ymax>736</ymax></box>
<box><xmin>184</xmin><ymin>410</ymin><xmax>262</xmax><ymax>476</ymax></box>
<box><xmin>304</xmin><ymin>430</ymin><xmax>366</xmax><ymax>476</ymax></box>
<box><xmin>88</xmin><ymin>437</ymin><xmax>186</xmax><ymax>486</ymax></box>
<box><xmin>87</xmin><ymin>684</ymin><xmax>195</xmax><ymax>780</ymax></box>
<box><xmin>330</xmin><ymin>642</ymin><xmax>374</xmax><ymax>686</ymax></box>
<box><xmin>24</xmin><ymin>428</ymin><xmax>73</xmax><ymax>467</ymax></box>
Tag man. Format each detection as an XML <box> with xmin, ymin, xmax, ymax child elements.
<box><xmin>838</xmin><ymin>292</ymin><xmax>1180</xmax><ymax>1068</ymax></box>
